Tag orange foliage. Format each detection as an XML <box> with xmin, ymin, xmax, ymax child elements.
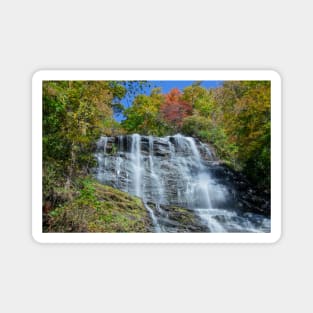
<box><xmin>160</xmin><ymin>88</ymin><xmax>192</xmax><ymax>128</ymax></box>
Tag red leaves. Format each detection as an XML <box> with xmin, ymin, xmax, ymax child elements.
<box><xmin>160</xmin><ymin>88</ymin><xmax>192</xmax><ymax>128</ymax></box>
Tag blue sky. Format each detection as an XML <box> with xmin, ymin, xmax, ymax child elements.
<box><xmin>115</xmin><ymin>80</ymin><xmax>223</xmax><ymax>121</ymax></box>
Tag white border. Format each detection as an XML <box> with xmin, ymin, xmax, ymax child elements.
<box><xmin>32</xmin><ymin>70</ymin><xmax>281</xmax><ymax>243</ymax></box>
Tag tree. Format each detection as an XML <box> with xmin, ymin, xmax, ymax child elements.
<box><xmin>159</xmin><ymin>88</ymin><xmax>192</xmax><ymax>131</ymax></box>
<box><xmin>182</xmin><ymin>84</ymin><xmax>213</xmax><ymax>115</ymax></box>
<box><xmin>122</xmin><ymin>88</ymin><xmax>168</xmax><ymax>135</ymax></box>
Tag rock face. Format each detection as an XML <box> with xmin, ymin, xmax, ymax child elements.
<box><xmin>95</xmin><ymin>134</ymin><xmax>270</xmax><ymax>233</ymax></box>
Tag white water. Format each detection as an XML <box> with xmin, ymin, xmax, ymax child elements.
<box><xmin>95</xmin><ymin>134</ymin><xmax>270</xmax><ymax>233</ymax></box>
<box><xmin>128</xmin><ymin>134</ymin><xmax>160</xmax><ymax>230</ymax></box>
<box><xmin>130</xmin><ymin>134</ymin><xmax>142</xmax><ymax>197</ymax></box>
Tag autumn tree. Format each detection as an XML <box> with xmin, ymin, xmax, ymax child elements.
<box><xmin>160</xmin><ymin>88</ymin><xmax>192</xmax><ymax>132</ymax></box>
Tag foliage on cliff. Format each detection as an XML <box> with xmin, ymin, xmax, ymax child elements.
<box><xmin>43</xmin><ymin>81</ymin><xmax>126</xmax><ymax>201</ymax></box>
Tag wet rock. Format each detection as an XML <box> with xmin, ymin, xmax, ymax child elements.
<box><xmin>147</xmin><ymin>202</ymin><xmax>209</xmax><ymax>232</ymax></box>
<box><xmin>207</xmin><ymin>163</ymin><xmax>270</xmax><ymax>217</ymax></box>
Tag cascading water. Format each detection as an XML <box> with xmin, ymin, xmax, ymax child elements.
<box><xmin>130</xmin><ymin>134</ymin><xmax>142</xmax><ymax>197</ymax></box>
<box><xmin>130</xmin><ymin>134</ymin><xmax>160</xmax><ymax>232</ymax></box>
<box><xmin>95</xmin><ymin>134</ymin><xmax>270</xmax><ymax>233</ymax></box>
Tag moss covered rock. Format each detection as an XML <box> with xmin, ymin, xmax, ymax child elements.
<box><xmin>44</xmin><ymin>178</ymin><xmax>152</xmax><ymax>233</ymax></box>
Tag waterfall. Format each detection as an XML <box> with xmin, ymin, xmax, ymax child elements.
<box><xmin>95</xmin><ymin>134</ymin><xmax>270</xmax><ymax>233</ymax></box>
<box><xmin>129</xmin><ymin>134</ymin><xmax>160</xmax><ymax>230</ymax></box>
<box><xmin>130</xmin><ymin>134</ymin><xmax>142</xmax><ymax>197</ymax></box>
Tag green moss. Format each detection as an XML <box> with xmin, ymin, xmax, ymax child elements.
<box><xmin>166</xmin><ymin>206</ymin><xmax>198</xmax><ymax>225</ymax></box>
<box><xmin>44</xmin><ymin>177</ymin><xmax>152</xmax><ymax>233</ymax></box>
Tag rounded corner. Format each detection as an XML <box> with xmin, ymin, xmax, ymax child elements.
<box><xmin>268</xmin><ymin>69</ymin><xmax>282</xmax><ymax>84</ymax></box>
<box><xmin>269</xmin><ymin>229</ymin><xmax>282</xmax><ymax>244</ymax></box>
<box><xmin>31</xmin><ymin>231</ymin><xmax>45</xmax><ymax>244</ymax></box>
<box><xmin>32</xmin><ymin>70</ymin><xmax>45</xmax><ymax>84</ymax></box>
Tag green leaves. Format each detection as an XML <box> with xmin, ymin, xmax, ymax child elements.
<box><xmin>208</xmin><ymin>81</ymin><xmax>271</xmax><ymax>188</ymax></box>
<box><xmin>121</xmin><ymin>91</ymin><xmax>168</xmax><ymax>135</ymax></box>
<box><xmin>42</xmin><ymin>80</ymin><xmax>129</xmax><ymax>202</ymax></box>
